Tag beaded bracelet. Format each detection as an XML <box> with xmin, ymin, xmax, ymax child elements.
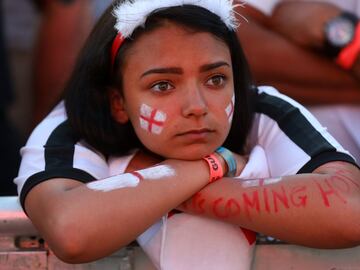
<box><xmin>216</xmin><ymin>147</ymin><xmax>237</xmax><ymax>177</ymax></box>
<box><xmin>203</xmin><ymin>154</ymin><xmax>224</xmax><ymax>183</ymax></box>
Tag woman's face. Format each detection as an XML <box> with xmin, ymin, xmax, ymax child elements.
<box><xmin>113</xmin><ymin>22</ymin><xmax>235</xmax><ymax>160</ymax></box>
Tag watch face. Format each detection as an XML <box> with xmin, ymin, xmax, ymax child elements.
<box><xmin>326</xmin><ymin>17</ymin><xmax>355</xmax><ymax>47</ymax></box>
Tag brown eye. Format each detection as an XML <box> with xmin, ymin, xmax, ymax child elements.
<box><xmin>206</xmin><ymin>75</ymin><xmax>226</xmax><ymax>88</ymax></box>
<box><xmin>151</xmin><ymin>81</ymin><xmax>174</xmax><ymax>92</ymax></box>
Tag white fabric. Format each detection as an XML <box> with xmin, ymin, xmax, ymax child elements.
<box><xmin>106</xmin><ymin>146</ymin><xmax>268</xmax><ymax>270</ymax></box>
<box><xmin>239</xmin><ymin>145</ymin><xmax>270</xmax><ymax>179</ymax></box>
<box><xmin>143</xmin><ymin>215</ymin><xmax>255</xmax><ymax>270</ymax></box>
<box><xmin>14</xmin><ymin>101</ymin><xmax>109</xmax><ymax>194</ymax></box>
<box><xmin>252</xmin><ymin>87</ymin><xmax>352</xmax><ymax>176</ymax></box>
<box><xmin>309</xmin><ymin>105</ymin><xmax>360</xmax><ymax>162</ymax></box>
<box><xmin>105</xmin><ymin>146</ymin><xmax>267</xmax><ymax>270</ymax></box>
<box><xmin>119</xmin><ymin>145</ymin><xmax>269</xmax><ymax>270</ymax></box>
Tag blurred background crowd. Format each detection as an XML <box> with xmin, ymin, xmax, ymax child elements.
<box><xmin>0</xmin><ymin>0</ymin><xmax>111</xmax><ymax>195</ymax></box>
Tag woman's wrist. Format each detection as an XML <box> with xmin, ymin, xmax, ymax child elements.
<box><xmin>203</xmin><ymin>154</ymin><xmax>224</xmax><ymax>183</ymax></box>
<box><xmin>202</xmin><ymin>147</ymin><xmax>237</xmax><ymax>183</ymax></box>
<box><xmin>215</xmin><ymin>147</ymin><xmax>237</xmax><ymax>177</ymax></box>
<box><xmin>214</xmin><ymin>152</ymin><xmax>228</xmax><ymax>176</ymax></box>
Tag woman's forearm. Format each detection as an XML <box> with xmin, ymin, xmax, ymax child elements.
<box><xmin>180</xmin><ymin>161</ymin><xmax>360</xmax><ymax>248</ymax></box>
<box><xmin>25</xmin><ymin>159</ymin><xmax>210</xmax><ymax>263</ymax></box>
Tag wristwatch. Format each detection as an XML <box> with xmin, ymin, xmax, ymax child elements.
<box><xmin>324</xmin><ymin>12</ymin><xmax>358</xmax><ymax>57</ymax></box>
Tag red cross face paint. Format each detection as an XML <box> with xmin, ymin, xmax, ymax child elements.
<box><xmin>225</xmin><ymin>95</ymin><xmax>235</xmax><ymax>124</ymax></box>
<box><xmin>140</xmin><ymin>104</ymin><xmax>167</xmax><ymax>135</ymax></box>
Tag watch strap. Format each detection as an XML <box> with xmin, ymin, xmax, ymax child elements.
<box><xmin>336</xmin><ymin>22</ymin><xmax>360</xmax><ymax>69</ymax></box>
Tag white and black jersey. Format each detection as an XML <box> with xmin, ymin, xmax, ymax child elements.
<box><xmin>15</xmin><ymin>86</ymin><xmax>357</xmax><ymax>210</ymax></box>
<box><xmin>246</xmin><ymin>87</ymin><xmax>356</xmax><ymax>176</ymax></box>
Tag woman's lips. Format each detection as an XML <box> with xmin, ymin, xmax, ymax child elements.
<box><xmin>176</xmin><ymin>129</ymin><xmax>214</xmax><ymax>140</ymax></box>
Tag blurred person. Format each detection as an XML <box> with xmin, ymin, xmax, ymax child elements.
<box><xmin>0</xmin><ymin>0</ymin><xmax>22</xmax><ymax>195</ymax></box>
<box><xmin>238</xmin><ymin>0</ymin><xmax>360</xmax><ymax>161</ymax></box>
<box><xmin>31</xmin><ymin>0</ymin><xmax>92</xmax><ymax>126</ymax></box>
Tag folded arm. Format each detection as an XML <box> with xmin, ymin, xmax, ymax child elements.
<box><xmin>24</xmin><ymin>156</ymin><xmax>211</xmax><ymax>264</ymax></box>
<box><xmin>179</xmin><ymin>161</ymin><xmax>360</xmax><ymax>248</ymax></box>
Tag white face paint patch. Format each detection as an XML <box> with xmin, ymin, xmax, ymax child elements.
<box><xmin>137</xmin><ymin>165</ymin><xmax>176</xmax><ymax>181</ymax></box>
<box><xmin>87</xmin><ymin>173</ymin><xmax>140</xmax><ymax>192</ymax></box>
<box><xmin>140</xmin><ymin>104</ymin><xmax>167</xmax><ymax>135</ymax></box>
<box><xmin>225</xmin><ymin>95</ymin><xmax>235</xmax><ymax>124</ymax></box>
<box><xmin>241</xmin><ymin>177</ymin><xmax>282</xmax><ymax>188</ymax></box>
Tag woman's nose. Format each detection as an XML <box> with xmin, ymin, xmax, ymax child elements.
<box><xmin>181</xmin><ymin>86</ymin><xmax>208</xmax><ymax>118</ymax></box>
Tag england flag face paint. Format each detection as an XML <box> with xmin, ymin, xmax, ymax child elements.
<box><xmin>225</xmin><ymin>95</ymin><xmax>235</xmax><ymax>124</ymax></box>
<box><xmin>140</xmin><ymin>104</ymin><xmax>167</xmax><ymax>135</ymax></box>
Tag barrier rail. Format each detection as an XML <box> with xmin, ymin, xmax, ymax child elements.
<box><xmin>0</xmin><ymin>196</ymin><xmax>38</xmax><ymax>237</ymax></box>
<box><xmin>1</xmin><ymin>196</ymin><xmax>359</xmax><ymax>269</ymax></box>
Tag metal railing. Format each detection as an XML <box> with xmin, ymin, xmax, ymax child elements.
<box><xmin>0</xmin><ymin>196</ymin><xmax>136</xmax><ymax>269</ymax></box>
<box><xmin>0</xmin><ymin>196</ymin><xmax>38</xmax><ymax>237</ymax></box>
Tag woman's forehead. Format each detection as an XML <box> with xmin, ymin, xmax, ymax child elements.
<box><xmin>122</xmin><ymin>22</ymin><xmax>232</xmax><ymax>72</ymax></box>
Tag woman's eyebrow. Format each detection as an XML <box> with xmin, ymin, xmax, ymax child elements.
<box><xmin>199</xmin><ymin>61</ymin><xmax>230</xmax><ymax>72</ymax></box>
<box><xmin>140</xmin><ymin>61</ymin><xmax>230</xmax><ymax>78</ymax></box>
<box><xmin>141</xmin><ymin>67</ymin><xmax>183</xmax><ymax>78</ymax></box>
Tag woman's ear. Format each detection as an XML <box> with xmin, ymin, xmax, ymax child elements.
<box><xmin>109</xmin><ymin>88</ymin><xmax>129</xmax><ymax>124</ymax></box>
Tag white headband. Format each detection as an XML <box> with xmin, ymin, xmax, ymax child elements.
<box><xmin>110</xmin><ymin>0</ymin><xmax>243</xmax><ymax>70</ymax></box>
<box><xmin>113</xmin><ymin>0</ymin><xmax>242</xmax><ymax>38</ymax></box>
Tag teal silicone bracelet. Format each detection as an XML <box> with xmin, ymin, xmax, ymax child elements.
<box><xmin>215</xmin><ymin>147</ymin><xmax>237</xmax><ymax>177</ymax></box>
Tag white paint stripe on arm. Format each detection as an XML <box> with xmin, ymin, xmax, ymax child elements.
<box><xmin>87</xmin><ymin>173</ymin><xmax>140</xmax><ymax>192</ymax></box>
<box><xmin>137</xmin><ymin>165</ymin><xmax>176</xmax><ymax>181</ymax></box>
<box><xmin>87</xmin><ymin>165</ymin><xmax>176</xmax><ymax>192</ymax></box>
<box><xmin>241</xmin><ymin>177</ymin><xmax>282</xmax><ymax>188</ymax></box>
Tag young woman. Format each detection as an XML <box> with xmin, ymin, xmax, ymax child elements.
<box><xmin>15</xmin><ymin>0</ymin><xmax>360</xmax><ymax>269</ymax></box>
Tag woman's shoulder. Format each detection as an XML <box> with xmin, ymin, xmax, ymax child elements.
<box><xmin>26</xmin><ymin>101</ymin><xmax>70</xmax><ymax>146</ymax></box>
<box><xmin>252</xmin><ymin>85</ymin><xmax>316</xmax><ymax>122</ymax></box>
